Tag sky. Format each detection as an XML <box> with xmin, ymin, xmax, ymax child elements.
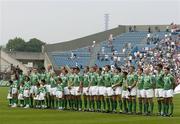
<box><xmin>0</xmin><ymin>0</ymin><xmax>180</xmax><ymax>45</ymax></box>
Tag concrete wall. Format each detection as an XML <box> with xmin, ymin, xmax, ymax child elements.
<box><xmin>45</xmin><ymin>25</ymin><xmax>126</xmax><ymax>52</ymax></box>
<box><xmin>7</xmin><ymin>51</ymin><xmax>44</xmax><ymax>60</ymax></box>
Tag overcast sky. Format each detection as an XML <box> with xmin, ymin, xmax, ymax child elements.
<box><xmin>0</xmin><ymin>0</ymin><xmax>180</xmax><ymax>45</ymax></box>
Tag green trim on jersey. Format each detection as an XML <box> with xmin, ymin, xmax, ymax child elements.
<box><xmin>143</xmin><ymin>74</ymin><xmax>154</xmax><ymax>90</ymax></box>
<box><xmin>127</xmin><ymin>73</ymin><xmax>138</xmax><ymax>86</ymax></box>
<box><xmin>137</xmin><ymin>74</ymin><xmax>144</xmax><ymax>90</ymax></box>
<box><xmin>163</xmin><ymin>74</ymin><xmax>174</xmax><ymax>90</ymax></box>
<box><xmin>156</xmin><ymin>70</ymin><xmax>164</xmax><ymax>88</ymax></box>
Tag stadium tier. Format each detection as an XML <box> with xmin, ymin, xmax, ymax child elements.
<box><xmin>48</xmin><ymin>31</ymin><xmax>170</xmax><ymax>68</ymax></box>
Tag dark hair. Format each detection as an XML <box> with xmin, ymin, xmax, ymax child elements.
<box><xmin>99</xmin><ymin>67</ymin><xmax>102</xmax><ymax>72</ymax></box>
<box><xmin>157</xmin><ymin>63</ymin><xmax>163</xmax><ymax>69</ymax></box>
<box><xmin>123</xmin><ymin>71</ymin><xmax>128</xmax><ymax>76</ymax></box>
<box><xmin>57</xmin><ymin>77</ymin><xmax>62</xmax><ymax>82</ymax></box>
<box><xmin>106</xmin><ymin>65</ymin><xmax>111</xmax><ymax>70</ymax></box>
<box><xmin>130</xmin><ymin>65</ymin><xmax>135</xmax><ymax>70</ymax></box>
<box><xmin>138</xmin><ymin>67</ymin><xmax>143</xmax><ymax>72</ymax></box>
<box><xmin>116</xmin><ymin>67</ymin><xmax>121</xmax><ymax>72</ymax></box>
<box><xmin>164</xmin><ymin>67</ymin><xmax>170</xmax><ymax>71</ymax></box>
<box><xmin>41</xmin><ymin>79</ymin><xmax>46</xmax><ymax>83</ymax></box>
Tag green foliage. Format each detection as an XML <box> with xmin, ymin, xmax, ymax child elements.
<box><xmin>6</xmin><ymin>37</ymin><xmax>45</xmax><ymax>52</ymax></box>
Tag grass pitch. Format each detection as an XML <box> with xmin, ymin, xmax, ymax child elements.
<box><xmin>0</xmin><ymin>87</ymin><xmax>180</xmax><ymax>124</ymax></box>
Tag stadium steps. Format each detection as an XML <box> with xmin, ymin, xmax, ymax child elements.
<box><xmin>88</xmin><ymin>44</ymin><xmax>101</xmax><ymax>67</ymax></box>
<box><xmin>0</xmin><ymin>50</ymin><xmax>28</xmax><ymax>74</ymax></box>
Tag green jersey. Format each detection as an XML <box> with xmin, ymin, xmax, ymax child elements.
<box><xmin>50</xmin><ymin>77</ymin><xmax>57</xmax><ymax>88</ymax></box>
<box><xmin>137</xmin><ymin>74</ymin><xmax>144</xmax><ymax>90</ymax></box>
<box><xmin>103</xmin><ymin>72</ymin><xmax>111</xmax><ymax>87</ymax></box>
<box><xmin>97</xmin><ymin>74</ymin><xmax>104</xmax><ymax>86</ymax></box>
<box><xmin>127</xmin><ymin>73</ymin><xmax>138</xmax><ymax>86</ymax></box>
<box><xmin>83</xmin><ymin>73</ymin><xmax>90</xmax><ymax>87</ymax></box>
<box><xmin>111</xmin><ymin>74</ymin><xmax>123</xmax><ymax>86</ymax></box>
<box><xmin>163</xmin><ymin>74</ymin><xmax>174</xmax><ymax>90</ymax></box>
<box><xmin>19</xmin><ymin>86</ymin><xmax>24</xmax><ymax>94</ymax></box>
<box><xmin>56</xmin><ymin>83</ymin><xmax>64</xmax><ymax>91</ymax></box>
<box><xmin>12</xmin><ymin>80</ymin><xmax>18</xmax><ymax>88</ymax></box>
<box><xmin>122</xmin><ymin>77</ymin><xmax>128</xmax><ymax>90</ymax></box>
<box><xmin>18</xmin><ymin>74</ymin><xmax>25</xmax><ymax>84</ymax></box>
<box><xmin>67</xmin><ymin>74</ymin><xmax>74</xmax><ymax>86</ymax></box>
<box><xmin>24</xmin><ymin>81</ymin><xmax>31</xmax><ymax>90</ymax></box>
<box><xmin>45</xmin><ymin>72</ymin><xmax>51</xmax><ymax>84</ymax></box>
<box><xmin>61</xmin><ymin>75</ymin><xmax>68</xmax><ymax>87</ymax></box>
<box><xmin>89</xmin><ymin>72</ymin><xmax>97</xmax><ymax>86</ymax></box>
<box><xmin>73</xmin><ymin>74</ymin><xmax>82</xmax><ymax>86</ymax></box>
<box><xmin>30</xmin><ymin>73</ymin><xmax>39</xmax><ymax>85</ymax></box>
<box><xmin>156</xmin><ymin>71</ymin><xmax>164</xmax><ymax>88</ymax></box>
<box><xmin>39</xmin><ymin>86</ymin><xmax>47</xmax><ymax>94</ymax></box>
<box><xmin>143</xmin><ymin>74</ymin><xmax>154</xmax><ymax>90</ymax></box>
<box><xmin>40</xmin><ymin>73</ymin><xmax>46</xmax><ymax>80</ymax></box>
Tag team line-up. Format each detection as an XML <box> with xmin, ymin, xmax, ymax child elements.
<box><xmin>7</xmin><ymin>64</ymin><xmax>175</xmax><ymax>117</ymax></box>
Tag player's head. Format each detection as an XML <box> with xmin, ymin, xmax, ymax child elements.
<box><xmin>144</xmin><ymin>67</ymin><xmax>150</xmax><ymax>75</ymax></box>
<box><xmin>138</xmin><ymin>67</ymin><xmax>143</xmax><ymax>75</ymax></box>
<box><xmin>56</xmin><ymin>77</ymin><xmax>62</xmax><ymax>84</ymax></box>
<box><xmin>115</xmin><ymin>67</ymin><xmax>121</xmax><ymax>73</ymax></box>
<box><xmin>41</xmin><ymin>79</ymin><xmax>46</xmax><ymax>85</ymax></box>
<box><xmin>25</xmin><ymin>75</ymin><xmax>30</xmax><ymax>81</ymax></box>
<box><xmin>164</xmin><ymin>66</ymin><xmax>170</xmax><ymax>74</ymax></box>
<box><xmin>74</xmin><ymin>67</ymin><xmax>80</xmax><ymax>73</ymax></box>
<box><xmin>62</xmin><ymin>68</ymin><xmax>68</xmax><ymax>75</ymax></box>
<box><xmin>122</xmin><ymin>71</ymin><xmax>128</xmax><ymax>78</ymax></box>
<box><xmin>129</xmin><ymin>66</ymin><xmax>135</xmax><ymax>73</ymax></box>
<box><xmin>84</xmin><ymin>66</ymin><xmax>89</xmax><ymax>73</ymax></box>
<box><xmin>105</xmin><ymin>65</ymin><xmax>111</xmax><ymax>72</ymax></box>
<box><xmin>156</xmin><ymin>63</ymin><xmax>163</xmax><ymax>71</ymax></box>
<box><xmin>96</xmin><ymin>67</ymin><xmax>102</xmax><ymax>74</ymax></box>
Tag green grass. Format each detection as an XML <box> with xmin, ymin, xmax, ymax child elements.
<box><xmin>0</xmin><ymin>87</ymin><xmax>180</xmax><ymax>124</ymax></box>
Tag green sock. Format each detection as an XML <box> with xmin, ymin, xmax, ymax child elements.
<box><xmin>114</xmin><ymin>100</ymin><xmax>117</xmax><ymax>110</ymax></box>
<box><xmin>144</xmin><ymin>103</ymin><xmax>146</xmax><ymax>113</ymax></box>
<box><xmin>157</xmin><ymin>100</ymin><xmax>161</xmax><ymax>113</ymax></box>
<box><xmin>92</xmin><ymin>100</ymin><xmax>95</xmax><ymax>110</ymax></box>
<box><xmin>128</xmin><ymin>100</ymin><xmax>132</xmax><ymax>113</ymax></box>
<box><xmin>133</xmin><ymin>99</ymin><xmax>136</xmax><ymax>113</ymax></box>
<box><xmin>103</xmin><ymin>100</ymin><xmax>106</xmax><ymax>110</ymax></box>
<box><xmin>146</xmin><ymin>103</ymin><xmax>149</xmax><ymax>113</ymax></box>
<box><xmin>84</xmin><ymin>99</ymin><xmax>87</xmax><ymax>109</ymax></box>
<box><xmin>89</xmin><ymin>99</ymin><xmax>92</xmax><ymax>109</ymax></box>
<box><xmin>139</xmin><ymin>102</ymin><xmax>142</xmax><ymax>113</ymax></box>
<box><xmin>9</xmin><ymin>99</ymin><xmax>12</xmax><ymax>105</ymax></box>
<box><xmin>170</xmin><ymin>103</ymin><xmax>174</xmax><ymax>115</ymax></box>
<box><xmin>150</xmin><ymin>102</ymin><xmax>154</xmax><ymax>114</ymax></box>
<box><xmin>99</xmin><ymin>100</ymin><xmax>101</xmax><ymax>110</ymax></box>
<box><xmin>123</xmin><ymin>99</ymin><xmax>127</xmax><ymax>112</ymax></box>
<box><xmin>106</xmin><ymin>98</ymin><xmax>110</xmax><ymax>111</ymax></box>
<box><xmin>167</xmin><ymin>103</ymin><xmax>169</xmax><ymax>115</ymax></box>
<box><xmin>97</xmin><ymin>100</ymin><xmax>99</xmax><ymax>110</ymax></box>
<box><xmin>119</xmin><ymin>100</ymin><xmax>122</xmax><ymax>111</ymax></box>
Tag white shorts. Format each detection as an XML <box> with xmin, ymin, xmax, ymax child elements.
<box><xmin>39</xmin><ymin>93</ymin><xmax>45</xmax><ymax>100</ymax></box>
<box><xmin>163</xmin><ymin>89</ymin><xmax>174</xmax><ymax>98</ymax></box>
<box><xmin>144</xmin><ymin>89</ymin><xmax>154</xmax><ymax>98</ymax></box>
<box><xmin>114</xmin><ymin>87</ymin><xmax>122</xmax><ymax>95</ymax></box>
<box><xmin>89</xmin><ymin>86</ymin><xmax>98</xmax><ymax>96</ymax></box>
<box><xmin>34</xmin><ymin>95</ymin><xmax>39</xmax><ymax>100</ymax></box>
<box><xmin>69</xmin><ymin>87</ymin><xmax>75</xmax><ymax>95</ymax></box>
<box><xmin>23</xmin><ymin>90</ymin><xmax>30</xmax><ymax>97</ymax></box>
<box><xmin>98</xmin><ymin>86</ymin><xmax>106</xmax><ymax>95</ymax></box>
<box><xmin>30</xmin><ymin>86</ymin><xmax>37</xmax><ymax>94</ymax></box>
<box><xmin>18</xmin><ymin>93</ymin><xmax>24</xmax><ymax>100</ymax></box>
<box><xmin>12</xmin><ymin>88</ymin><xmax>17</xmax><ymax>94</ymax></box>
<box><xmin>7</xmin><ymin>93</ymin><xmax>12</xmax><ymax>99</ymax></box>
<box><xmin>137</xmin><ymin>89</ymin><xmax>145</xmax><ymax>98</ymax></box>
<box><xmin>104</xmin><ymin>87</ymin><xmax>114</xmax><ymax>96</ymax></box>
<box><xmin>64</xmin><ymin>87</ymin><xmax>70</xmax><ymax>95</ymax></box>
<box><xmin>83</xmin><ymin>87</ymin><xmax>89</xmax><ymax>95</ymax></box>
<box><xmin>122</xmin><ymin>90</ymin><xmax>129</xmax><ymax>99</ymax></box>
<box><xmin>56</xmin><ymin>91</ymin><xmax>63</xmax><ymax>98</ymax></box>
<box><xmin>45</xmin><ymin>84</ymin><xmax>51</xmax><ymax>93</ymax></box>
<box><xmin>73</xmin><ymin>86</ymin><xmax>81</xmax><ymax>96</ymax></box>
<box><xmin>129</xmin><ymin>87</ymin><xmax>137</xmax><ymax>96</ymax></box>
<box><xmin>50</xmin><ymin>87</ymin><xmax>57</xmax><ymax>96</ymax></box>
<box><xmin>155</xmin><ymin>88</ymin><xmax>164</xmax><ymax>98</ymax></box>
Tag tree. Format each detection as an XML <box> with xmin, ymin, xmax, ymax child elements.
<box><xmin>25</xmin><ymin>38</ymin><xmax>45</xmax><ymax>52</ymax></box>
<box><xmin>6</xmin><ymin>37</ymin><xmax>45</xmax><ymax>52</ymax></box>
<box><xmin>6</xmin><ymin>37</ymin><xmax>26</xmax><ymax>51</ymax></box>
